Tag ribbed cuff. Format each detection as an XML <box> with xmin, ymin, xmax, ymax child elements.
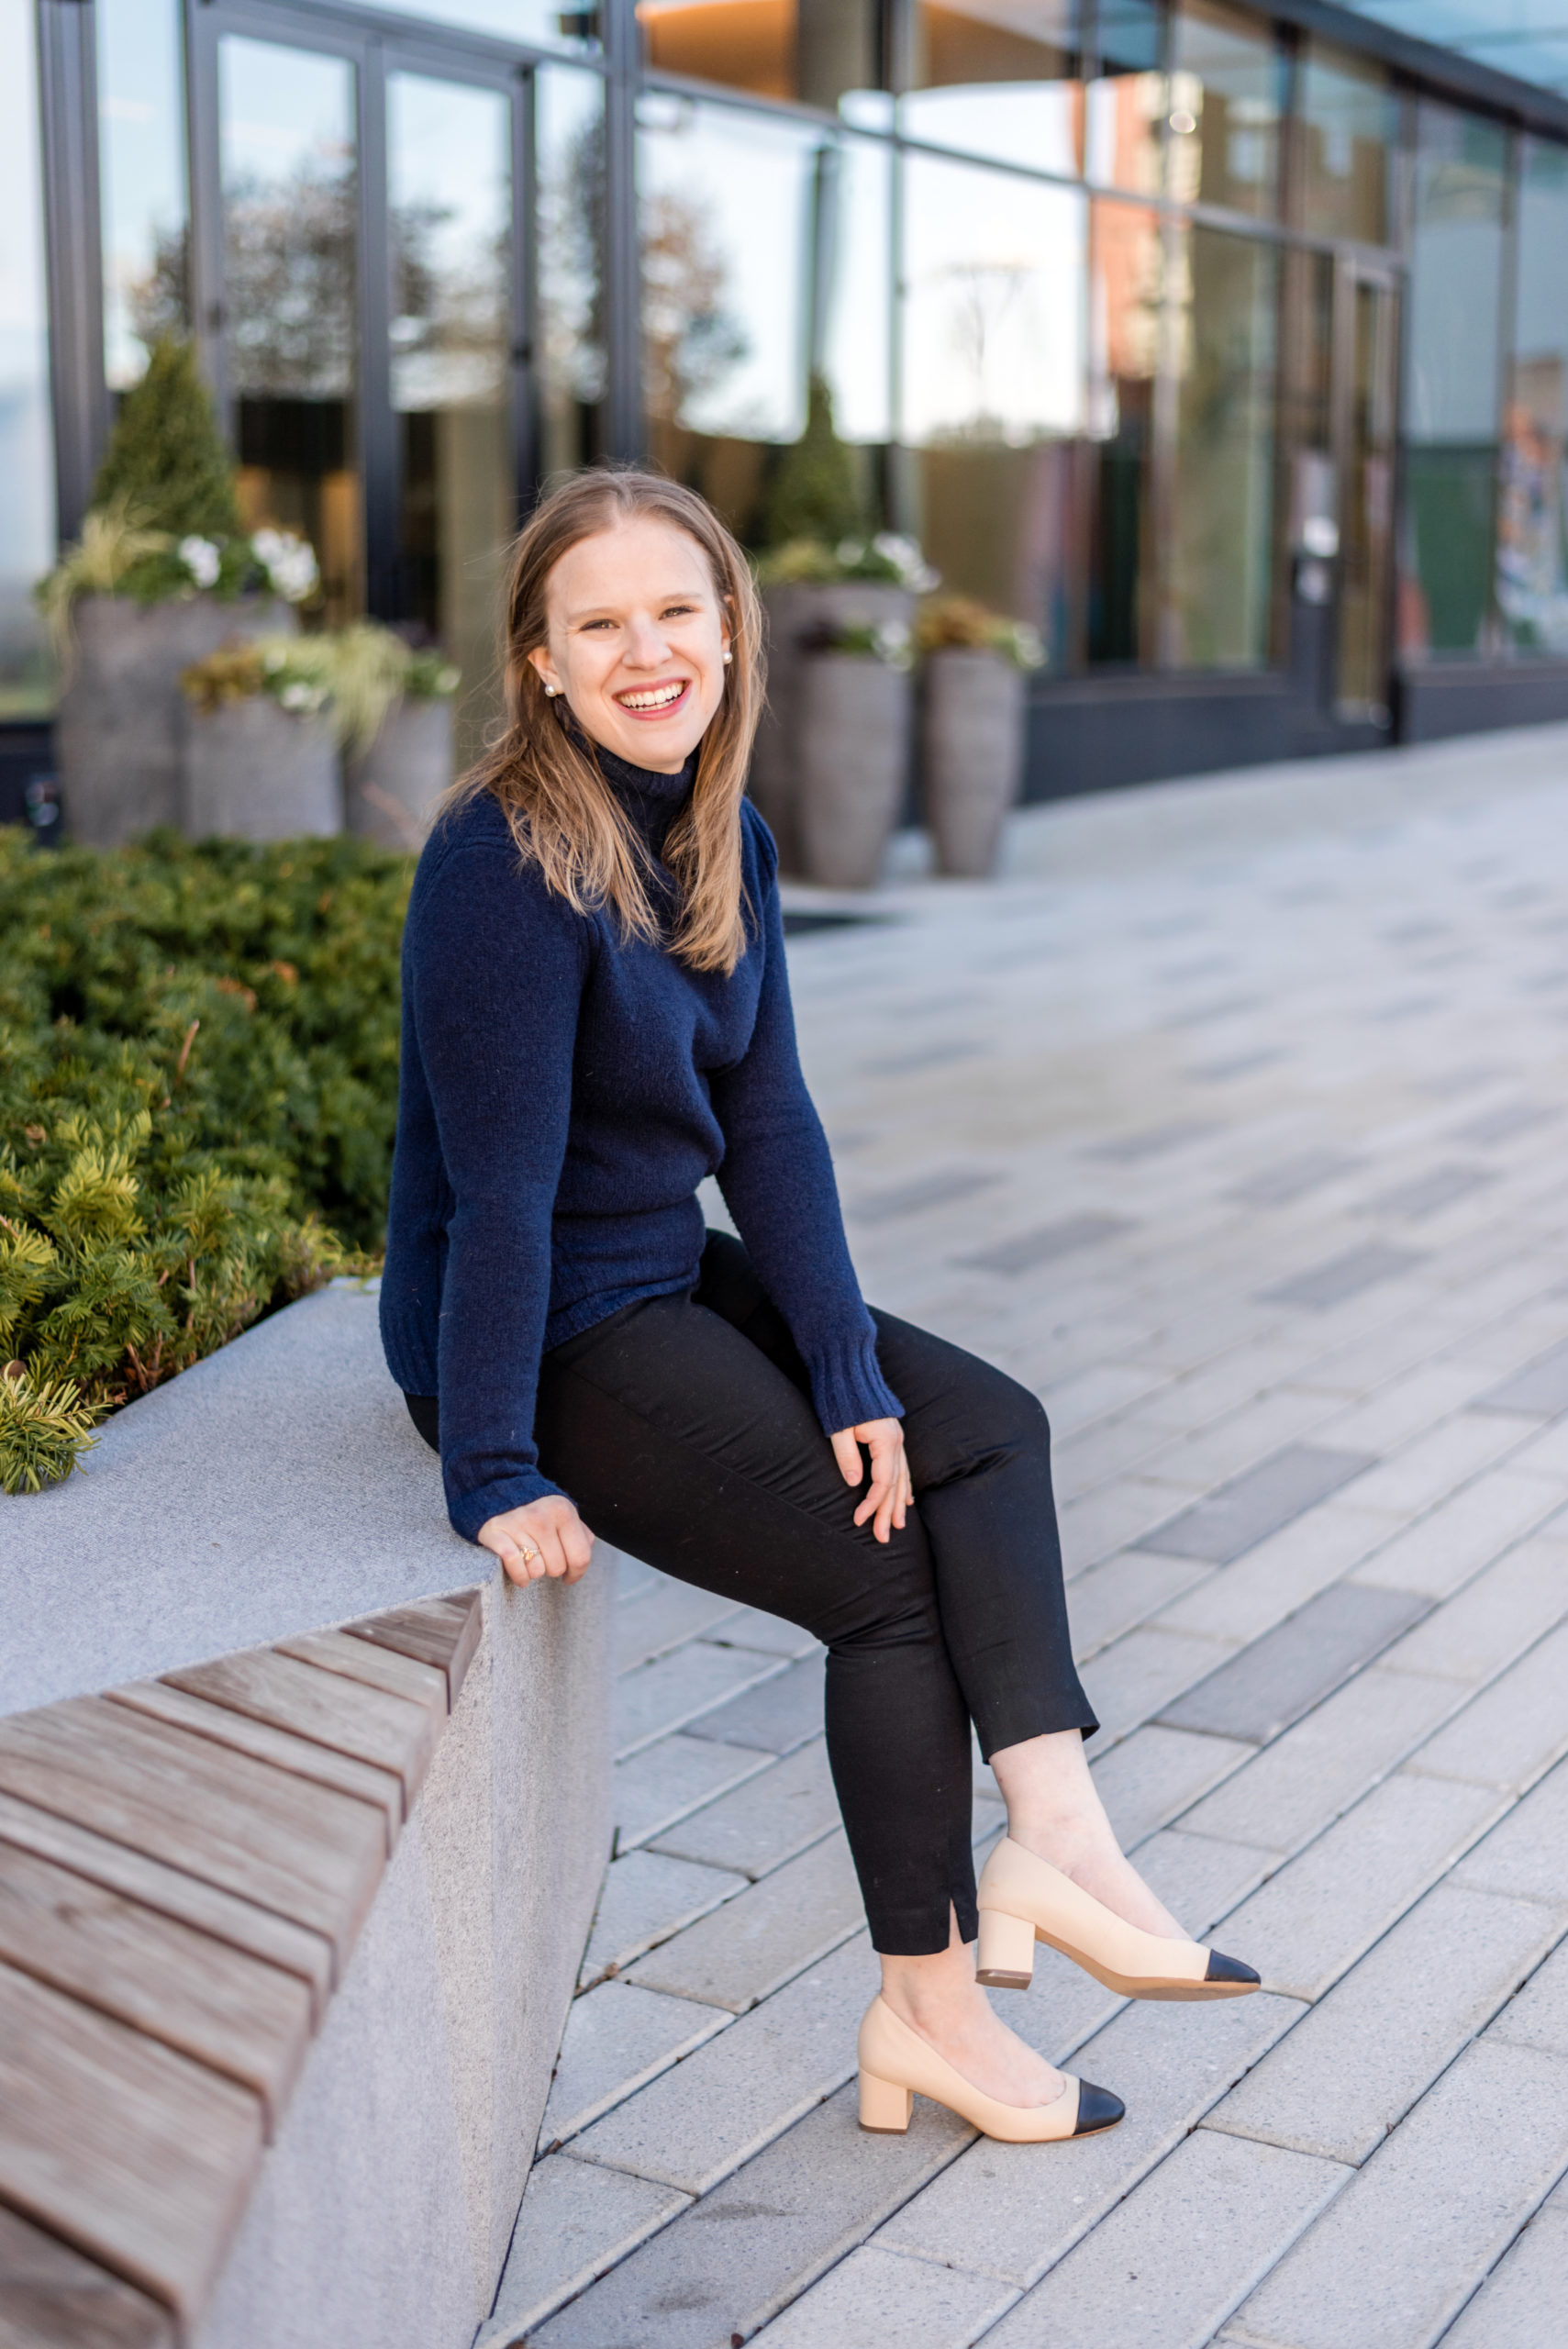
<box><xmin>806</xmin><ymin>1326</ymin><xmax>903</xmax><ymax>1437</ymax></box>
<box><xmin>445</xmin><ymin>1466</ymin><xmax>564</xmax><ymax>1545</ymax></box>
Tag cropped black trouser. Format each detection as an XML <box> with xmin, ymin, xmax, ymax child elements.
<box><xmin>407</xmin><ymin>1231</ymin><xmax>1095</xmax><ymax>1954</ymax></box>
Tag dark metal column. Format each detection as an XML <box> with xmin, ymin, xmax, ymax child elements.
<box><xmin>357</xmin><ymin>35</ymin><xmax>397</xmax><ymax>618</ymax></box>
<box><xmin>601</xmin><ymin>0</ymin><xmax>642</xmax><ymax>462</ymax></box>
<box><xmin>37</xmin><ymin>0</ymin><xmax>110</xmax><ymax>542</ymax></box>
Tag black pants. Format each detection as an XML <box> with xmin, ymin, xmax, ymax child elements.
<box><xmin>406</xmin><ymin>1231</ymin><xmax>1095</xmax><ymax>1954</ymax></box>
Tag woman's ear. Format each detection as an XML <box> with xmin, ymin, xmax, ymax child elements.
<box><xmin>527</xmin><ymin>644</ymin><xmax>563</xmax><ymax>697</ymax></box>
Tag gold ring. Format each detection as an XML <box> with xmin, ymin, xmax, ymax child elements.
<box><xmin>519</xmin><ymin>1543</ymin><xmax>539</xmax><ymax>1565</ymax></box>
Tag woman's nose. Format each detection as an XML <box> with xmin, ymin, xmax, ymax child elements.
<box><xmin>622</xmin><ymin>615</ymin><xmax>672</xmax><ymax>667</ymax></box>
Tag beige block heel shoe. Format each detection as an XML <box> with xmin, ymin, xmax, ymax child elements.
<box><xmin>975</xmin><ymin>1836</ymin><xmax>1260</xmax><ymax>2000</ymax></box>
<box><xmin>856</xmin><ymin>1995</ymin><xmax>1124</xmax><ymax>2143</ymax></box>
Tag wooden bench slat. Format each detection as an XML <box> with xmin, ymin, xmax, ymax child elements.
<box><xmin>107</xmin><ymin>1680</ymin><xmax>402</xmax><ymax>1850</ymax></box>
<box><xmin>0</xmin><ymin>1794</ymin><xmax>331</xmax><ymax>2029</ymax></box>
<box><xmin>344</xmin><ymin>1587</ymin><xmax>484</xmax><ymax>1708</ymax></box>
<box><xmin>0</xmin><ymin>1705</ymin><xmax>385</xmax><ymax>1972</ymax></box>
<box><xmin>272</xmin><ymin>1631</ymin><xmax>449</xmax><ymax>1719</ymax></box>
<box><xmin>0</xmin><ymin>2203</ymin><xmax>175</xmax><ymax>2349</ymax></box>
<box><xmin>0</xmin><ymin>1961</ymin><xmax>262</xmax><ymax>2328</ymax></box>
<box><xmin>0</xmin><ymin>1843</ymin><xmax>312</xmax><ymax>2134</ymax></box>
<box><xmin>145</xmin><ymin>1651</ymin><xmax>427</xmax><ymax>1820</ymax></box>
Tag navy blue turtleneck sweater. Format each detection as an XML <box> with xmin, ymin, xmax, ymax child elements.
<box><xmin>378</xmin><ymin>744</ymin><xmax>902</xmax><ymax>1542</ymax></box>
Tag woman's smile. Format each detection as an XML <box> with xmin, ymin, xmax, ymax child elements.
<box><xmin>614</xmin><ymin>676</ymin><xmax>693</xmax><ymax>718</ymax></box>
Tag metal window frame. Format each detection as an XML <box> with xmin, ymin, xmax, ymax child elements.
<box><xmin>36</xmin><ymin>0</ymin><xmax>110</xmax><ymax>542</ymax></box>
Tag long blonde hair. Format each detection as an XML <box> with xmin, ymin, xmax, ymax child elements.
<box><xmin>449</xmin><ymin>467</ymin><xmax>764</xmax><ymax>974</ymax></box>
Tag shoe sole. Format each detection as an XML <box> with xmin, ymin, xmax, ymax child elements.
<box><xmin>978</xmin><ymin>1927</ymin><xmax>1260</xmax><ymax>2000</ymax></box>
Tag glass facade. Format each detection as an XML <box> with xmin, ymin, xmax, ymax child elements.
<box><xmin>10</xmin><ymin>0</ymin><xmax>1568</xmax><ymax>794</ymax></box>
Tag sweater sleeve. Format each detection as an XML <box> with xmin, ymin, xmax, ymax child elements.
<box><xmin>403</xmin><ymin>829</ymin><xmax>587</xmax><ymax>1542</ymax></box>
<box><xmin>708</xmin><ymin>815</ymin><xmax>902</xmax><ymax>1434</ymax></box>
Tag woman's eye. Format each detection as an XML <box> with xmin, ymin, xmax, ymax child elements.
<box><xmin>662</xmin><ymin>604</ymin><xmax>695</xmax><ymax>618</ymax></box>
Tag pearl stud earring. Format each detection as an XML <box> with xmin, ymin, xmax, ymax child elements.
<box><xmin>543</xmin><ymin>683</ymin><xmax>560</xmax><ymax>696</ymax></box>
<box><xmin>722</xmin><ymin>650</ymin><xmax>732</xmax><ymax>665</ymax></box>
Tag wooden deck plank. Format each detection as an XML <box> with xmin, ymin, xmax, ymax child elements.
<box><xmin>0</xmin><ymin>1962</ymin><xmax>262</xmax><ymax>2328</ymax></box>
<box><xmin>0</xmin><ymin>1843</ymin><xmax>312</xmax><ymax>2133</ymax></box>
<box><xmin>273</xmin><ymin>1630</ymin><xmax>450</xmax><ymax>1719</ymax></box>
<box><xmin>0</xmin><ymin>1704</ymin><xmax>385</xmax><ymax>1972</ymax></box>
<box><xmin>0</xmin><ymin>1794</ymin><xmax>331</xmax><ymax>2029</ymax></box>
<box><xmin>106</xmin><ymin>1680</ymin><xmax>402</xmax><ymax>1850</ymax></box>
<box><xmin>143</xmin><ymin>1651</ymin><xmax>427</xmax><ymax>1820</ymax></box>
<box><xmin>344</xmin><ymin>1587</ymin><xmax>484</xmax><ymax>1709</ymax></box>
<box><xmin>0</xmin><ymin>2204</ymin><xmax>174</xmax><ymax>2349</ymax></box>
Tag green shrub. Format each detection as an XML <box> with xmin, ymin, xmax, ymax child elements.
<box><xmin>91</xmin><ymin>338</ymin><xmax>240</xmax><ymax>543</ymax></box>
<box><xmin>0</xmin><ymin>827</ymin><xmax>413</xmax><ymax>1490</ymax></box>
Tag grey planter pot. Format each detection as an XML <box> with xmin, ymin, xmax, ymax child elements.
<box><xmin>346</xmin><ymin>697</ymin><xmax>454</xmax><ymax>851</ymax></box>
<box><xmin>182</xmin><ymin>696</ymin><xmax>341</xmax><ymax>841</ymax></box>
<box><xmin>796</xmin><ymin>651</ymin><xmax>912</xmax><ymax>890</ymax></box>
<box><xmin>55</xmin><ymin>595</ymin><xmax>295</xmax><ymax>847</ymax></box>
<box><xmin>922</xmin><ymin>647</ymin><xmax>1027</xmax><ymax>878</ymax></box>
<box><xmin>753</xmin><ymin>581</ymin><xmax>914</xmax><ymax>872</ymax></box>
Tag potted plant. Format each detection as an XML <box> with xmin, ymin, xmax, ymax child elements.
<box><xmin>343</xmin><ymin>639</ymin><xmax>462</xmax><ymax>851</ymax></box>
<box><xmin>39</xmin><ymin>338</ymin><xmax>317</xmax><ymax>847</ymax></box>
<box><xmin>752</xmin><ymin>529</ymin><xmax>937</xmax><ymax>873</ymax></box>
<box><xmin>178</xmin><ymin>640</ymin><xmax>340</xmax><ymax>840</ymax></box>
<box><xmin>916</xmin><ymin>596</ymin><xmax>1044</xmax><ymax>879</ymax></box>
<box><xmin>796</xmin><ymin>617</ymin><xmax>915</xmax><ymax>890</ymax></box>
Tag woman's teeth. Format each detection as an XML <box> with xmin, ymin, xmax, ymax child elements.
<box><xmin>617</xmin><ymin>682</ymin><xmax>687</xmax><ymax>711</ymax></box>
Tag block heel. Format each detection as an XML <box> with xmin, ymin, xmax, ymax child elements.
<box><xmin>976</xmin><ymin>1904</ymin><xmax>1037</xmax><ymax>1988</ymax></box>
<box><xmin>859</xmin><ymin>2069</ymin><xmax>914</xmax><ymax>2132</ymax></box>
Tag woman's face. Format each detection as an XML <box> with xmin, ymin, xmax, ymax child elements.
<box><xmin>528</xmin><ymin>517</ymin><xmax>731</xmax><ymax>774</ymax></box>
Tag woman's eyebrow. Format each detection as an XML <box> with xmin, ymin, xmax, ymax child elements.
<box><xmin>563</xmin><ymin>586</ymin><xmax>710</xmax><ymax>623</ymax></box>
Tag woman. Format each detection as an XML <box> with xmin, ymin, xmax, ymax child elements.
<box><xmin>381</xmin><ymin>468</ymin><xmax>1258</xmax><ymax>2148</ymax></box>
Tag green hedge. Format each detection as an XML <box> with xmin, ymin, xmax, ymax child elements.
<box><xmin>0</xmin><ymin>828</ymin><xmax>411</xmax><ymax>1491</ymax></box>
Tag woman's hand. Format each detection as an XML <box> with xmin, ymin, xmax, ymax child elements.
<box><xmin>477</xmin><ymin>1494</ymin><xmax>595</xmax><ymax>1586</ymax></box>
<box><xmin>829</xmin><ymin>1418</ymin><xmax>913</xmax><ymax>1544</ymax></box>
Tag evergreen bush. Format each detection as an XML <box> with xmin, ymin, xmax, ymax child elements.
<box><xmin>762</xmin><ymin>377</ymin><xmax>866</xmax><ymax>551</ymax></box>
<box><xmin>0</xmin><ymin>827</ymin><xmax>412</xmax><ymax>1491</ymax></box>
<box><xmin>91</xmin><ymin>337</ymin><xmax>240</xmax><ymax>542</ymax></box>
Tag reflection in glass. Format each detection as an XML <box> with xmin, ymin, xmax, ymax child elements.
<box><xmin>1166</xmin><ymin>225</ymin><xmax>1276</xmax><ymax>669</ymax></box>
<box><xmin>1084</xmin><ymin>199</ymin><xmax>1160</xmax><ymax>663</ymax></box>
<box><xmin>1167</xmin><ymin>0</ymin><xmax>1281</xmax><ymax>220</ymax></box>
<box><xmin>0</xmin><ymin>0</ymin><xmax>55</xmax><ymax>717</ymax></box>
<box><xmin>1276</xmin><ymin>242</ymin><xmax>1333</xmax><ymax>671</ymax></box>
<box><xmin>1085</xmin><ymin>0</ymin><xmax>1165</xmax><ymax>195</ymax></box>
<box><xmin>902</xmin><ymin>2</ymin><xmax>1083</xmax><ymax>180</ymax></box>
<box><xmin>1497</xmin><ymin>139</ymin><xmax>1568</xmax><ymax>657</ymax></box>
<box><xmin>900</xmin><ymin>149</ymin><xmax>1084</xmax><ymax>651</ymax></box>
<box><xmin>818</xmin><ymin>138</ymin><xmax>893</xmax><ymax>448</ymax></box>
<box><xmin>219</xmin><ymin>38</ymin><xmax>361</xmax><ymax>625</ymax></box>
<box><xmin>538</xmin><ymin>66</ymin><xmax>607</xmax><ymax>479</ymax></box>
<box><xmin>389</xmin><ymin>73</ymin><xmax>511</xmax><ymax>748</ymax></box>
<box><xmin>1298</xmin><ymin>42</ymin><xmax>1396</xmax><ymax>247</ymax></box>
<box><xmin>336</xmin><ymin>0</ymin><xmax>598</xmax><ymax>54</ymax></box>
<box><xmin>96</xmin><ymin>0</ymin><xmax>189</xmax><ymax>391</ymax></box>
<box><xmin>639</xmin><ymin>2</ymin><xmax>880</xmax><ymax>112</ymax></box>
<box><xmin>1401</xmin><ymin>103</ymin><xmax>1507</xmax><ymax>659</ymax></box>
<box><xmin>1338</xmin><ymin>278</ymin><xmax>1396</xmax><ymax>717</ymax></box>
<box><xmin>639</xmin><ymin>92</ymin><xmax>826</xmax><ymax>534</ymax></box>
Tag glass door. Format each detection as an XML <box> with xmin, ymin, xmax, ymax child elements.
<box><xmin>1334</xmin><ymin>264</ymin><xmax>1398</xmax><ymax>721</ymax></box>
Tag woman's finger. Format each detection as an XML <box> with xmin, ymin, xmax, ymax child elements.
<box><xmin>830</xmin><ymin>1429</ymin><xmax>864</xmax><ymax>1487</ymax></box>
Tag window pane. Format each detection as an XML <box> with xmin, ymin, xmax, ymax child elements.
<box><xmin>902</xmin><ymin>3</ymin><xmax>1083</xmax><ymax>179</ymax></box>
<box><xmin>1086</xmin><ymin>0</ymin><xmax>1165</xmax><ymax>195</ymax></box>
<box><xmin>901</xmin><ymin>150</ymin><xmax>1085</xmax><ymax>651</ymax></box>
<box><xmin>1401</xmin><ymin>102</ymin><xmax>1507</xmax><ymax>659</ymax></box>
<box><xmin>1085</xmin><ymin>198</ymin><xmax>1160</xmax><ymax>663</ymax></box>
<box><xmin>336</xmin><ymin>0</ymin><xmax>599</xmax><ymax>56</ymax></box>
<box><xmin>96</xmin><ymin>0</ymin><xmax>189</xmax><ymax>392</ymax></box>
<box><xmin>219</xmin><ymin>38</ymin><xmax>361</xmax><ymax>625</ymax></box>
<box><xmin>639</xmin><ymin>93</ymin><xmax>823</xmax><ymax>535</ymax></box>
<box><xmin>1167</xmin><ymin>224</ymin><xmax>1276</xmax><ymax>668</ymax></box>
<box><xmin>1498</xmin><ymin>137</ymin><xmax>1568</xmax><ymax>656</ymax></box>
<box><xmin>819</xmin><ymin>137</ymin><xmax>893</xmax><ymax>446</ymax></box>
<box><xmin>389</xmin><ymin>73</ymin><xmax>511</xmax><ymax>747</ymax></box>
<box><xmin>639</xmin><ymin>2</ymin><xmax>881</xmax><ymax>113</ymax></box>
<box><xmin>0</xmin><ymin>0</ymin><xmax>55</xmax><ymax>718</ymax></box>
<box><xmin>538</xmin><ymin>65</ymin><xmax>607</xmax><ymax>477</ymax></box>
<box><xmin>1168</xmin><ymin>0</ymin><xmax>1281</xmax><ymax>221</ymax></box>
<box><xmin>1298</xmin><ymin>41</ymin><xmax>1396</xmax><ymax>247</ymax></box>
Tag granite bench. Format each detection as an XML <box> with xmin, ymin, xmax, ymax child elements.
<box><xmin>0</xmin><ymin>1284</ymin><xmax>614</xmax><ymax>2349</ymax></box>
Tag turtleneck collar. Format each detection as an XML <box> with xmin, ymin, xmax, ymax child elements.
<box><xmin>560</xmin><ymin>711</ymin><xmax>697</xmax><ymax>857</ymax></box>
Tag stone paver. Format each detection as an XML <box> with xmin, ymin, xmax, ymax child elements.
<box><xmin>491</xmin><ymin>734</ymin><xmax>1568</xmax><ymax>2345</ymax></box>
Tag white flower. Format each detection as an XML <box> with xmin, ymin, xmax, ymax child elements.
<box><xmin>178</xmin><ymin>535</ymin><xmax>221</xmax><ymax>590</ymax></box>
<box><xmin>251</xmin><ymin>529</ymin><xmax>320</xmax><ymax>604</ymax></box>
<box><xmin>872</xmin><ymin>532</ymin><xmax>941</xmax><ymax>592</ymax></box>
<box><xmin>279</xmin><ymin>681</ymin><xmax>313</xmax><ymax>710</ymax></box>
<box><xmin>436</xmin><ymin>665</ymin><xmax>461</xmax><ymax>696</ymax></box>
<box><xmin>835</xmin><ymin>537</ymin><xmax>867</xmax><ymax>567</ymax></box>
<box><xmin>874</xmin><ymin>620</ymin><xmax>915</xmax><ymax>671</ymax></box>
<box><xmin>1012</xmin><ymin>623</ymin><xmax>1046</xmax><ymax>671</ymax></box>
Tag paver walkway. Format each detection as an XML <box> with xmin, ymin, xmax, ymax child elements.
<box><xmin>484</xmin><ymin>725</ymin><xmax>1568</xmax><ymax>2349</ymax></box>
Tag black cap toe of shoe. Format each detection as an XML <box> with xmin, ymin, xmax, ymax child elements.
<box><xmin>1205</xmin><ymin>1949</ymin><xmax>1261</xmax><ymax>1987</ymax></box>
<box><xmin>1073</xmin><ymin>2080</ymin><xmax>1125</xmax><ymax>2136</ymax></box>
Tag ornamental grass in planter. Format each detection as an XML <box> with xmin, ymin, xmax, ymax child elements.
<box><xmin>39</xmin><ymin>338</ymin><xmax>318</xmax><ymax>846</ymax></box>
<box><xmin>796</xmin><ymin>617</ymin><xmax>916</xmax><ymax>890</ymax></box>
<box><xmin>916</xmin><ymin>596</ymin><xmax>1044</xmax><ymax>879</ymax></box>
<box><xmin>0</xmin><ymin>825</ymin><xmax>409</xmax><ymax>1491</ymax></box>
